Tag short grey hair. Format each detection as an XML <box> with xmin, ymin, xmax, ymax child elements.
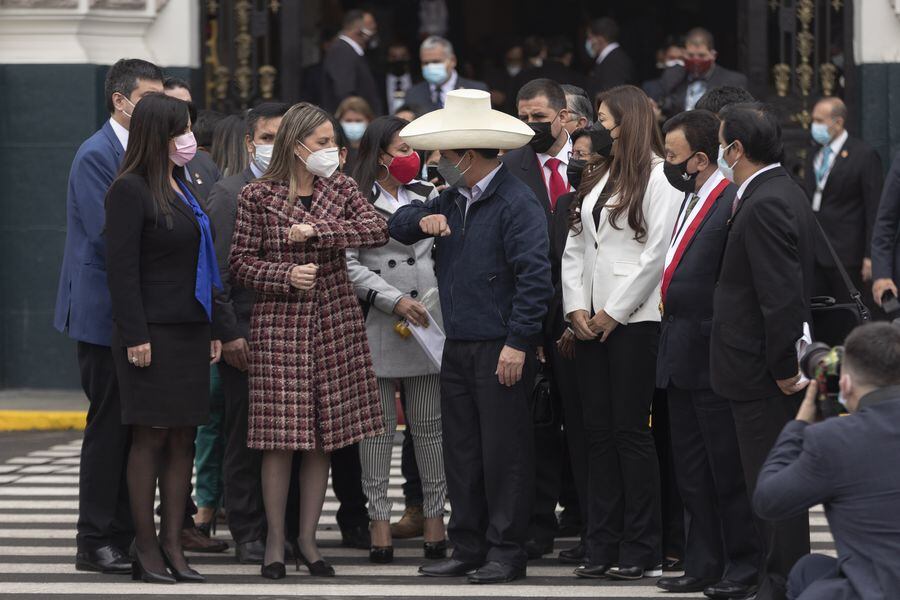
<box><xmin>420</xmin><ymin>35</ymin><xmax>454</xmax><ymax>58</ymax></box>
<box><xmin>563</xmin><ymin>87</ymin><xmax>594</xmax><ymax>125</ymax></box>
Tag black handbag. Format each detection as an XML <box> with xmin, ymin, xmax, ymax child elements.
<box><xmin>530</xmin><ymin>362</ymin><xmax>555</xmax><ymax>427</ymax></box>
<box><xmin>810</xmin><ymin>219</ymin><xmax>871</xmax><ymax>346</ymax></box>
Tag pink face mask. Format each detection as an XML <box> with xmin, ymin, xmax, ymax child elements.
<box><xmin>169</xmin><ymin>131</ymin><xmax>197</xmax><ymax>166</ymax></box>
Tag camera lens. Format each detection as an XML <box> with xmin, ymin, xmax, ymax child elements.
<box><xmin>799</xmin><ymin>342</ymin><xmax>831</xmax><ymax>380</ymax></box>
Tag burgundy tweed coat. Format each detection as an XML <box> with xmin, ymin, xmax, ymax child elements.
<box><xmin>229</xmin><ymin>172</ymin><xmax>389</xmax><ymax>451</ymax></box>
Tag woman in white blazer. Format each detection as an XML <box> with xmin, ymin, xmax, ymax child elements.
<box><xmin>560</xmin><ymin>86</ymin><xmax>683</xmax><ymax>581</ymax></box>
<box><xmin>347</xmin><ymin>116</ymin><xmax>447</xmax><ymax>564</ymax></box>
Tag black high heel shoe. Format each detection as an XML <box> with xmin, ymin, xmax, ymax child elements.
<box><xmin>369</xmin><ymin>545</ymin><xmax>394</xmax><ymax>564</ymax></box>
<box><xmin>131</xmin><ymin>551</ymin><xmax>176</xmax><ymax>584</ymax></box>
<box><xmin>296</xmin><ymin>548</ymin><xmax>335</xmax><ymax>577</ymax></box>
<box><xmin>423</xmin><ymin>539</ymin><xmax>448</xmax><ymax>560</ymax></box>
<box><xmin>160</xmin><ymin>546</ymin><xmax>205</xmax><ymax>583</ymax></box>
<box><xmin>260</xmin><ymin>562</ymin><xmax>286</xmax><ymax>580</ymax></box>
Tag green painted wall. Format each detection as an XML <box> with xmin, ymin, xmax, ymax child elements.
<box><xmin>0</xmin><ymin>64</ymin><xmax>198</xmax><ymax>389</ymax></box>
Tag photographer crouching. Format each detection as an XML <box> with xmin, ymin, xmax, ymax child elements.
<box><xmin>753</xmin><ymin>322</ymin><xmax>900</xmax><ymax>599</ymax></box>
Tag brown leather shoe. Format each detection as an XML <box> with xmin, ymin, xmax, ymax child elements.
<box><xmin>390</xmin><ymin>505</ymin><xmax>424</xmax><ymax>539</ymax></box>
<box><xmin>180</xmin><ymin>526</ymin><xmax>228</xmax><ymax>553</ymax></box>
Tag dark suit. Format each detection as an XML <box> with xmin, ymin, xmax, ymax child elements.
<box><xmin>711</xmin><ymin>166</ymin><xmax>815</xmax><ymax>597</ymax></box>
<box><xmin>872</xmin><ymin>152</ymin><xmax>900</xmax><ymax>285</ymax></box>
<box><xmin>587</xmin><ymin>46</ymin><xmax>636</xmax><ymax>100</ymax></box>
<box><xmin>657</xmin><ymin>181</ymin><xmax>760</xmax><ymax>583</ymax></box>
<box><xmin>659</xmin><ymin>64</ymin><xmax>748</xmax><ymax>118</ymax></box>
<box><xmin>802</xmin><ymin>135</ymin><xmax>883</xmax><ymax>304</ymax></box>
<box><xmin>206</xmin><ymin>168</ymin><xmax>265</xmax><ymax>545</ymax></box>
<box><xmin>403</xmin><ymin>74</ymin><xmax>489</xmax><ymax>114</ymax></box>
<box><xmin>322</xmin><ymin>37</ymin><xmax>383</xmax><ymax>115</ymax></box>
<box><xmin>184</xmin><ymin>150</ymin><xmax>221</xmax><ymax>203</ymax></box>
<box><xmin>755</xmin><ymin>387</ymin><xmax>900</xmax><ymax>600</ymax></box>
<box><xmin>53</xmin><ymin>121</ymin><xmax>133</xmax><ymax>553</ymax></box>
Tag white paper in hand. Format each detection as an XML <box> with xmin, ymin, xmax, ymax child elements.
<box><xmin>408</xmin><ymin>310</ymin><xmax>445</xmax><ymax>370</ymax></box>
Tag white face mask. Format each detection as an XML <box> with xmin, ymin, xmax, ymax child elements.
<box><xmin>120</xmin><ymin>95</ymin><xmax>136</xmax><ymax>119</ymax></box>
<box><xmin>297</xmin><ymin>141</ymin><xmax>339</xmax><ymax>178</ymax></box>
<box><xmin>717</xmin><ymin>142</ymin><xmax>739</xmax><ymax>182</ymax></box>
<box><xmin>252</xmin><ymin>143</ymin><xmax>273</xmax><ymax>173</ymax></box>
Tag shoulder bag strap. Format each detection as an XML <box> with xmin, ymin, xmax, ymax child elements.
<box><xmin>814</xmin><ymin>217</ymin><xmax>871</xmax><ymax>321</ymax></box>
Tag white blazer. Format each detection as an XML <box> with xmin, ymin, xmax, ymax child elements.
<box><xmin>561</xmin><ymin>158</ymin><xmax>682</xmax><ymax>325</ymax></box>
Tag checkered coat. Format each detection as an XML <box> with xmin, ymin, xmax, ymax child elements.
<box><xmin>229</xmin><ymin>173</ymin><xmax>389</xmax><ymax>451</ymax></box>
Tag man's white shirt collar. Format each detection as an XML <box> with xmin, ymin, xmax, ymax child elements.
<box><xmin>736</xmin><ymin>163</ymin><xmax>781</xmax><ymax>200</ymax></box>
<box><xmin>596</xmin><ymin>42</ymin><xmax>620</xmax><ymax>65</ymax></box>
<box><xmin>109</xmin><ymin>117</ymin><xmax>129</xmax><ymax>151</ymax></box>
<box><xmin>339</xmin><ymin>35</ymin><xmax>365</xmax><ymax>56</ymax></box>
<box><xmin>459</xmin><ymin>163</ymin><xmax>502</xmax><ymax>211</ymax></box>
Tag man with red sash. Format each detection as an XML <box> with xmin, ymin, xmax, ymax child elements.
<box><xmin>655</xmin><ymin>109</ymin><xmax>761</xmax><ymax>599</ymax></box>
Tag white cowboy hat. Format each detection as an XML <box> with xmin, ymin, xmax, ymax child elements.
<box><xmin>399</xmin><ymin>89</ymin><xmax>534</xmax><ymax>150</ymax></box>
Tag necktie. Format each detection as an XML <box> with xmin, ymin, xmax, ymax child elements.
<box><xmin>544</xmin><ymin>157</ymin><xmax>567</xmax><ymax>211</ymax></box>
<box><xmin>816</xmin><ymin>145</ymin><xmax>833</xmax><ymax>186</ymax></box>
<box><xmin>431</xmin><ymin>85</ymin><xmax>443</xmax><ymax>108</ymax></box>
<box><xmin>684</xmin><ymin>192</ymin><xmax>700</xmax><ymax>216</ymax></box>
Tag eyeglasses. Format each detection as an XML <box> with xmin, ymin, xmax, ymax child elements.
<box><xmin>568</xmin><ymin>150</ymin><xmax>592</xmax><ymax>161</ymax></box>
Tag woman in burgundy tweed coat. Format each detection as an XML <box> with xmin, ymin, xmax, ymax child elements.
<box><xmin>229</xmin><ymin>103</ymin><xmax>388</xmax><ymax>577</ymax></box>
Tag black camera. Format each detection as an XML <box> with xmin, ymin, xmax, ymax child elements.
<box><xmin>799</xmin><ymin>342</ymin><xmax>846</xmax><ymax>419</ymax></box>
<box><xmin>882</xmin><ymin>290</ymin><xmax>900</xmax><ymax>320</ymax></box>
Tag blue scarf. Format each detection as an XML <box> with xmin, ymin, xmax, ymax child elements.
<box><xmin>176</xmin><ymin>180</ymin><xmax>222</xmax><ymax>320</ymax></box>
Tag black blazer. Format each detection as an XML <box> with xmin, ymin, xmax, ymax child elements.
<box><xmin>105</xmin><ymin>172</ymin><xmax>210</xmax><ymax>347</ymax></box>
<box><xmin>322</xmin><ymin>38</ymin><xmax>384</xmax><ymax>115</ymax></box>
<box><xmin>207</xmin><ymin>167</ymin><xmax>255</xmax><ymax>343</ymax></box>
<box><xmin>710</xmin><ymin>167</ymin><xmax>816</xmax><ymax>401</ymax></box>
<box><xmin>403</xmin><ymin>76</ymin><xmax>489</xmax><ymax>114</ymax></box>
<box><xmin>545</xmin><ymin>192</ymin><xmax>577</xmax><ymax>339</ymax></box>
<box><xmin>659</xmin><ymin>63</ymin><xmax>748</xmax><ymax>119</ymax></box>
<box><xmin>802</xmin><ymin>135</ymin><xmax>884</xmax><ymax>268</ymax></box>
<box><xmin>587</xmin><ymin>46</ymin><xmax>636</xmax><ymax>100</ymax></box>
<box><xmin>184</xmin><ymin>150</ymin><xmax>221</xmax><ymax>203</ymax></box>
<box><xmin>657</xmin><ymin>183</ymin><xmax>735</xmax><ymax>390</ymax></box>
<box><xmin>871</xmin><ymin>152</ymin><xmax>900</xmax><ymax>283</ymax></box>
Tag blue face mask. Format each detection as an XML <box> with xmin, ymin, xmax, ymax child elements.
<box><xmin>717</xmin><ymin>142</ymin><xmax>739</xmax><ymax>182</ymax></box>
<box><xmin>811</xmin><ymin>122</ymin><xmax>832</xmax><ymax>146</ymax></box>
<box><xmin>341</xmin><ymin>121</ymin><xmax>367</xmax><ymax>142</ymax></box>
<box><xmin>422</xmin><ymin>62</ymin><xmax>448</xmax><ymax>85</ymax></box>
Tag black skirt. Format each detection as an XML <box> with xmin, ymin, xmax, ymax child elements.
<box><xmin>113</xmin><ymin>322</ymin><xmax>211</xmax><ymax>427</ymax></box>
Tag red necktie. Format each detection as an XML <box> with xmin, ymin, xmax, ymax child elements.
<box><xmin>544</xmin><ymin>157</ymin><xmax>567</xmax><ymax>212</ymax></box>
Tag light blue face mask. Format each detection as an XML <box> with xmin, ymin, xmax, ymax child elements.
<box><xmin>341</xmin><ymin>121</ymin><xmax>367</xmax><ymax>142</ymax></box>
<box><xmin>584</xmin><ymin>38</ymin><xmax>597</xmax><ymax>59</ymax></box>
<box><xmin>717</xmin><ymin>142</ymin><xmax>739</xmax><ymax>182</ymax></box>
<box><xmin>422</xmin><ymin>62</ymin><xmax>448</xmax><ymax>85</ymax></box>
<box><xmin>811</xmin><ymin>122</ymin><xmax>832</xmax><ymax>146</ymax></box>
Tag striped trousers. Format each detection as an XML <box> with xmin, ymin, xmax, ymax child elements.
<box><xmin>360</xmin><ymin>374</ymin><xmax>446</xmax><ymax>521</ymax></box>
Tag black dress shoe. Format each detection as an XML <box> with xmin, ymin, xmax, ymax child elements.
<box><xmin>524</xmin><ymin>538</ymin><xmax>554</xmax><ymax>560</ymax></box>
<box><xmin>704</xmin><ymin>579</ymin><xmax>758</xmax><ymax>599</ymax></box>
<box><xmin>161</xmin><ymin>546</ymin><xmax>205</xmax><ymax>582</ymax></box>
<box><xmin>260</xmin><ymin>562</ymin><xmax>286</xmax><ymax>580</ymax></box>
<box><xmin>467</xmin><ymin>561</ymin><xmax>525</xmax><ymax>584</ymax></box>
<box><xmin>131</xmin><ymin>551</ymin><xmax>175</xmax><ymax>584</ymax></box>
<box><xmin>369</xmin><ymin>546</ymin><xmax>394</xmax><ymax>564</ymax></box>
<box><xmin>658</xmin><ymin>575</ymin><xmax>720</xmax><ymax>593</ymax></box>
<box><xmin>664</xmin><ymin>556</ymin><xmax>685</xmax><ymax>572</ymax></box>
<box><xmin>75</xmin><ymin>545</ymin><xmax>132</xmax><ymax>574</ymax></box>
<box><xmin>418</xmin><ymin>557</ymin><xmax>482</xmax><ymax>577</ymax></box>
<box><xmin>557</xmin><ymin>543</ymin><xmax>586</xmax><ymax>564</ymax></box>
<box><xmin>296</xmin><ymin>549</ymin><xmax>335</xmax><ymax>577</ymax></box>
<box><xmin>573</xmin><ymin>563</ymin><xmax>611</xmax><ymax>579</ymax></box>
<box><xmin>235</xmin><ymin>539</ymin><xmax>266</xmax><ymax>564</ymax></box>
<box><xmin>340</xmin><ymin>524</ymin><xmax>371</xmax><ymax>549</ymax></box>
<box><xmin>423</xmin><ymin>539</ymin><xmax>448</xmax><ymax>559</ymax></box>
<box><xmin>605</xmin><ymin>565</ymin><xmax>647</xmax><ymax>580</ymax></box>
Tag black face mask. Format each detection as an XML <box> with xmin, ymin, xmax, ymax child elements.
<box><xmin>588</xmin><ymin>124</ymin><xmax>614</xmax><ymax>158</ymax></box>
<box><xmin>567</xmin><ymin>158</ymin><xmax>587</xmax><ymax>190</ymax></box>
<box><xmin>387</xmin><ymin>60</ymin><xmax>409</xmax><ymax>77</ymax></box>
<box><xmin>663</xmin><ymin>152</ymin><xmax>700</xmax><ymax>193</ymax></box>
<box><xmin>528</xmin><ymin>121</ymin><xmax>557</xmax><ymax>154</ymax></box>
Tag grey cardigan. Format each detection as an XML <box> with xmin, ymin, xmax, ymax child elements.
<box><xmin>346</xmin><ymin>181</ymin><xmax>442</xmax><ymax>378</ymax></box>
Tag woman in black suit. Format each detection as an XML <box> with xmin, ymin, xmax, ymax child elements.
<box><xmin>105</xmin><ymin>93</ymin><xmax>222</xmax><ymax>584</ymax></box>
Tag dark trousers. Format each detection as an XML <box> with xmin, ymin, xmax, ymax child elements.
<box><xmin>652</xmin><ymin>388</ymin><xmax>685</xmax><ymax>561</ymax></box>
<box><xmin>285</xmin><ymin>442</ymin><xmax>369</xmax><ymax>539</ymax></box>
<box><xmin>549</xmin><ymin>337</ymin><xmax>587</xmax><ymax>534</ymax></box>
<box><xmin>218</xmin><ymin>362</ymin><xmax>265</xmax><ymax>544</ymax></box>
<box><xmin>730</xmin><ymin>395</ymin><xmax>811</xmax><ymax>596</ymax></box>
<box><xmin>76</xmin><ymin>342</ymin><xmax>133</xmax><ymax>552</ymax></box>
<box><xmin>575</xmin><ymin>322</ymin><xmax>662</xmax><ymax>568</ymax></box>
<box><xmin>442</xmin><ymin>339</ymin><xmax>535</xmax><ymax>568</ymax></box>
<box><xmin>529</xmin><ymin>337</ymin><xmax>564</xmax><ymax>543</ymax></box>
<box><xmin>787</xmin><ymin>554</ymin><xmax>853</xmax><ymax>600</ymax></box>
<box><xmin>668</xmin><ymin>386</ymin><xmax>760</xmax><ymax>583</ymax></box>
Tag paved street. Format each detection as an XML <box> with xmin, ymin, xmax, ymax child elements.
<box><xmin>0</xmin><ymin>432</ymin><xmax>835</xmax><ymax>599</ymax></box>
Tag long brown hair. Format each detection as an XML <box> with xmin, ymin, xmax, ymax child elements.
<box><xmin>569</xmin><ymin>85</ymin><xmax>663</xmax><ymax>241</ymax></box>
<box><xmin>261</xmin><ymin>102</ymin><xmax>330</xmax><ymax>201</ymax></box>
<box><xmin>116</xmin><ymin>93</ymin><xmax>190</xmax><ymax>228</ymax></box>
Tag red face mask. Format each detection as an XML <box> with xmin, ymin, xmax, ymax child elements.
<box><xmin>385</xmin><ymin>151</ymin><xmax>421</xmax><ymax>184</ymax></box>
<box><xmin>684</xmin><ymin>56</ymin><xmax>714</xmax><ymax>78</ymax></box>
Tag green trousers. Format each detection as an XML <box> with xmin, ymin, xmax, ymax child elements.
<box><xmin>194</xmin><ymin>364</ymin><xmax>225</xmax><ymax>509</ymax></box>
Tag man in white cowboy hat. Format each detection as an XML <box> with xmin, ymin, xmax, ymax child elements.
<box><xmin>389</xmin><ymin>88</ymin><xmax>552</xmax><ymax>584</ymax></box>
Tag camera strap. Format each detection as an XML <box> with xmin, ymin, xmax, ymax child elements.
<box><xmin>814</xmin><ymin>218</ymin><xmax>871</xmax><ymax>322</ymax></box>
